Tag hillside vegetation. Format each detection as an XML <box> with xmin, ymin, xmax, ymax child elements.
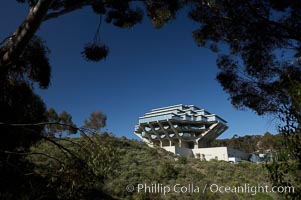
<box><xmin>29</xmin><ymin>133</ymin><xmax>278</xmax><ymax>200</ymax></box>
<box><xmin>211</xmin><ymin>132</ymin><xmax>283</xmax><ymax>153</ymax></box>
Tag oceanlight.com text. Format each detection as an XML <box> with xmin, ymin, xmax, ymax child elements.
<box><xmin>208</xmin><ymin>183</ymin><xmax>294</xmax><ymax>196</ymax></box>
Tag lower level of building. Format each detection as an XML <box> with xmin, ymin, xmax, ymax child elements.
<box><xmin>163</xmin><ymin>146</ymin><xmax>249</xmax><ymax>163</ymax></box>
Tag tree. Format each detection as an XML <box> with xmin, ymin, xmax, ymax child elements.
<box><xmin>0</xmin><ymin>0</ymin><xmax>184</xmax><ymax>78</ymax></box>
<box><xmin>83</xmin><ymin>111</ymin><xmax>107</xmax><ymax>133</ymax></box>
<box><xmin>188</xmin><ymin>0</ymin><xmax>301</xmax><ymax>116</ymax></box>
<box><xmin>46</xmin><ymin>108</ymin><xmax>77</xmax><ymax>137</ymax></box>
<box><xmin>0</xmin><ymin>1</ymin><xmax>183</xmax><ymax>199</ymax></box>
<box><xmin>187</xmin><ymin>1</ymin><xmax>301</xmax><ymax>198</ymax></box>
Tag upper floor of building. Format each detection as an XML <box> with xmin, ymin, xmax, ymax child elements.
<box><xmin>138</xmin><ymin>104</ymin><xmax>227</xmax><ymax>125</ymax></box>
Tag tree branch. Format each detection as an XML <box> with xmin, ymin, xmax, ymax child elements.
<box><xmin>0</xmin><ymin>121</ymin><xmax>98</xmax><ymax>160</ymax></box>
<box><xmin>0</xmin><ymin>35</ymin><xmax>11</xmax><ymax>46</ymax></box>
<box><xmin>0</xmin><ymin>121</ymin><xmax>69</xmax><ymax>127</ymax></box>
<box><xmin>0</xmin><ymin>0</ymin><xmax>54</xmax><ymax>75</ymax></box>
<box><xmin>40</xmin><ymin>136</ymin><xmax>83</xmax><ymax>161</ymax></box>
<box><xmin>43</xmin><ymin>0</ymin><xmax>146</xmax><ymax>21</ymax></box>
<box><xmin>44</xmin><ymin>1</ymin><xmax>92</xmax><ymax>21</ymax></box>
<box><xmin>0</xmin><ymin>121</ymin><xmax>96</xmax><ymax>135</ymax></box>
<box><xmin>2</xmin><ymin>150</ymin><xmax>65</xmax><ymax>165</ymax></box>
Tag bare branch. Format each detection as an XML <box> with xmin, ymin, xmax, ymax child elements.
<box><xmin>0</xmin><ymin>121</ymin><xmax>100</xmax><ymax>135</ymax></box>
<box><xmin>44</xmin><ymin>1</ymin><xmax>93</xmax><ymax>21</ymax></box>
<box><xmin>0</xmin><ymin>121</ymin><xmax>97</xmax><ymax>136</ymax></box>
<box><xmin>0</xmin><ymin>156</ymin><xmax>23</xmax><ymax>174</ymax></box>
<box><xmin>0</xmin><ymin>121</ymin><xmax>73</xmax><ymax>127</ymax></box>
<box><xmin>2</xmin><ymin>150</ymin><xmax>65</xmax><ymax>165</ymax></box>
<box><xmin>43</xmin><ymin>0</ymin><xmax>146</xmax><ymax>21</ymax></box>
<box><xmin>41</xmin><ymin>136</ymin><xmax>84</xmax><ymax>162</ymax></box>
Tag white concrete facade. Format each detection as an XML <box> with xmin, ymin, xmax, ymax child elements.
<box><xmin>162</xmin><ymin>146</ymin><xmax>249</xmax><ymax>162</ymax></box>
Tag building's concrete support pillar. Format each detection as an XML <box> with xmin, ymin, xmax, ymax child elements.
<box><xmin>158</xmin><ymin>121</ymin><xmax>172</xmax><ymax>146</ymax></box>
<box><xmin>139</xmin><ymin>124</ymin><xmax>156</xmax><ymax>146</ymax></box>
<box><xmin>197</xmin><ymin>123</ymin><xmax>219</xmax><ymax>148</ymax></box>
<box><xmin>201</xmin><ymin>123</ymin><xmax>218</xmax><ymax>137</ymax></box>
<box><xmin>168</xmin><ymin>120</ymin><xmax>181</xmax><ymax>147</ymax></box>
<box><xmin>148</xmin><ymin>123</ymin><xmax>162</xmax><ymax>147</ymax></box>
<box><xmin>179</xmin><ymin>139</ymin><xmax>182</xmax><ymax>147</ymax></box>
<box><xmin>194</xmin><ymin>140</ymin><xmax>199</xmax><ymax>149</ymax></box>
<box><xmin>201</xmin><ymin>123</ymin><xmax>226</xmax><ymax>147</ymax></box>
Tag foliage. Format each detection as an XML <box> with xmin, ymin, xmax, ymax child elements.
<box><xmin>0</xmin><ymin>80</ymin><xmax>47</xmax><ymax>199</ymax></box>
<box><xmin>101</xmin><ymin>136</ymin><xmax>277</xmax><ymax>200</ymax></box>
<box><xmin>188</xmin><ymin>0</ymin><xmax>301</xmax><ymax>116</ymax></box>
<box><xmin>0</xmin><ymin>34</ymin><xmax>51</xmax><ymax>198</ymax></box>
<box><xmin>187</xmin><ymin>2</ymin><xmax>301</xmax><ymax>198</ymax></box>
<box><xmin>1</xmin><ymin>0</ymin><xmax>185</xmax><ymax>67</ymax></box>
<box><xmin>28</xmin><ymin>133</ymin><xmax>120</xmax><ymax>199</ymax></box>
<box><xmin>145</xmin><ymin>0</ymin><xmax>183</xmax><ymax>28</ymax></box>
<box><xmin>45</xmin><ymin>108</ymin><xmax>77</xmax><ymax>137</ymax></box>
<box><xmin>265</xmin><ymin>109</ymin><xmax>301</xmax><ymax>199</ymax></box>
<box><xmin>178</xmin><ymin>156</ymin><xmax>188</xmax><ymax>164</ymax></box>
<box><xmin>83</xmin><ymin>111</ymin><xmax>107</xmax><ymax>133</ymax></box>
<box><xmin>211</xmin><ymin>132</ymin><xmax>283</xmax><ymax>153</ymax></box>
<box><xmin>0</xmin><ymin>82</ymin><xmax>47</xmax><ymax>151</ymax></box>
<box><xmin>4</xmin><ymin>1</ymin><xmax>301</xmax><ymax>117</ymax></box>
<box><xmin>82</xmin><ymin>43</ymin><xmax>109</xmax><ymax>62</ymax></box>
<box><xmin>1</xmin><ymin>35</ymin><xmax>51</xmax><ymax>88</ymax></box>
<box><xmin>0</xmin><ymin>104</ymin><xmax>119</xmax><ymax>200</ymax></box>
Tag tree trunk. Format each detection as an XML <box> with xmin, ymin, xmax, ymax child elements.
<box><xmin>0</xmin><ymin>0</ymin><xmax>54</xmax><ymax>76</ymax></box>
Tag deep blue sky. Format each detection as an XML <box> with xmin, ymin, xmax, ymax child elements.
<box><xmin>1</xmin><ymin>1</ymin><xmax>278</xmax><ymax>139</ymax></box>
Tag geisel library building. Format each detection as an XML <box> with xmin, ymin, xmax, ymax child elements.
<box><xmin>135</xmin><ymin>104</ymin><xmax>249</xmax><ymax>163</ymax></box>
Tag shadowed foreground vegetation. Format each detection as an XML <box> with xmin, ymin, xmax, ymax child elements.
<box><xmin>29</xmin><ymin>133</ymin><xmax>278</xmax><ymax>200</ymax></box>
